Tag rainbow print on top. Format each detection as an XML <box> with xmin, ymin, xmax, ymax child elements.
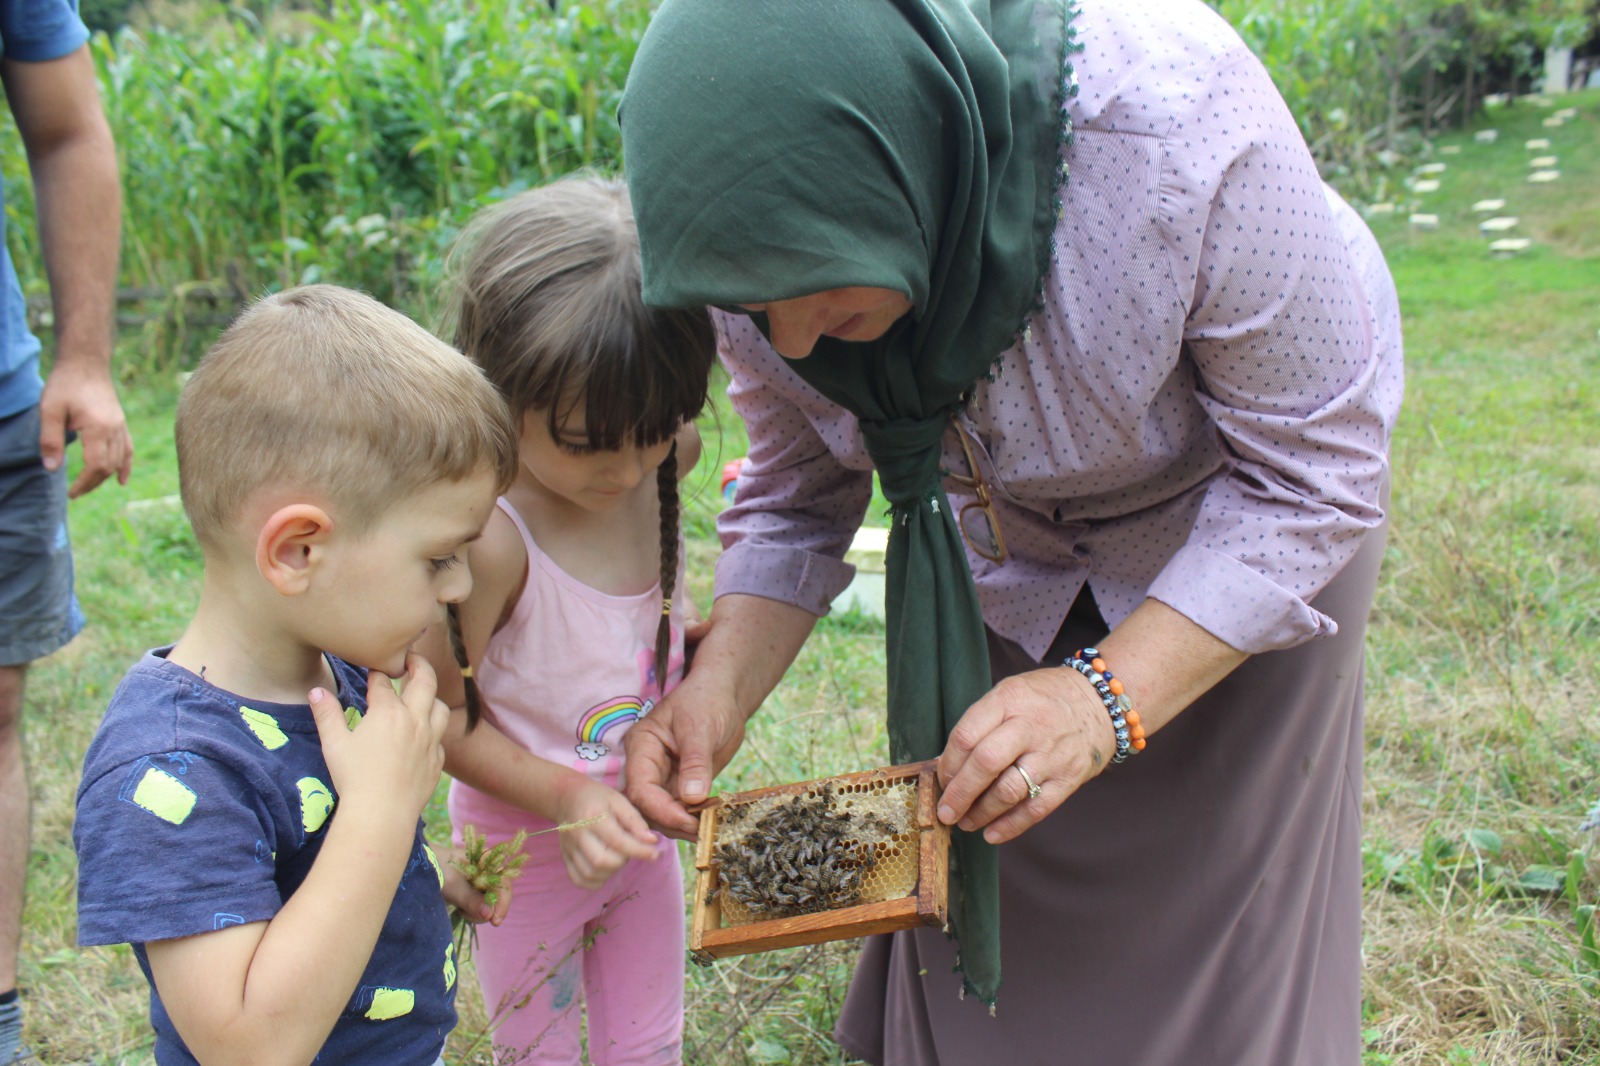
<box><xmin>575</xmin><ymin>696</ymin><xmax>654</xmax><ymax>761</ymax></box>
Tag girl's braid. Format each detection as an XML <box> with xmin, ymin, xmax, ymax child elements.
<box><xmin>654</xmin><ymin>440</ymin><xmax>681</xmax><ymax>695</ymax></box>
<box><xmin>446</xmin><ymin>601</ymin><xmax>484</xmax><ymax>731</ymax></box>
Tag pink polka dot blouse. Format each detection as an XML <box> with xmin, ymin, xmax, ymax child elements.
<box><xmin>712</xmin><ymin>0</ymin><xmax>1404</xmax><ymax>661</ymax></box>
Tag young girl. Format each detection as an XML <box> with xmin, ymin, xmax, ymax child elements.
<box><xmin>424</xmin><ymin>177</ymin><xmax>715</xmax><ymax>1065</ymax></box>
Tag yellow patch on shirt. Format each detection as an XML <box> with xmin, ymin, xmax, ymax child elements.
<box><xmin>365</xmin><ymin>987</ymin><xmax>415</xmax><ymax>1021</ymax></box>
<box><xmin>296</xmin><ymin>776</ymin><xmax>334</xmax><ymax>833</ymax></box>
<box><xmin>443</xmin><ymin>942</ymin><xmax>457</xmax><ymax>991</ymax></box>
<box><xmin>239</xmin><ymin>706</ymin><xmax>289</xmax><ymax>750</ymax></box>
<box><xmin>131</xmin><ymin>767</ymin><xmax>198</xmax><ymax>825</ymax></box>
<box><xmin>423</xmin><ymin>842</ymin><xmax>444</xmax><ymax>888</ymax></box>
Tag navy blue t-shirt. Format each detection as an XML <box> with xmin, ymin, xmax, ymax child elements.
<box><xmin>74</xmin><ymin>649</ymin><xmax>458</xmax><ymax>1064</ymax></box>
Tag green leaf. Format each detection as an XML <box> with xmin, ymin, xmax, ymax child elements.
<box><xmin>748</xmin><ymin>1037</ymin><xmax>792</xmax><ymax>1064</ymax></box>
<box><xmin>1505</xmin><ymin>864</ymin><xmax>1567</xmax><ymax>896</ymax></box>
<box><xmin>1464</xmin><ymin>827</ymin><xmax>1502</xmax><ymax>856</ymax></box>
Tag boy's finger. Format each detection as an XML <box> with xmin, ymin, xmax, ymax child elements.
<box><xmin>396</xmin><ymin>653</ymin><xmax>440</xmax><ymax>712</ymax></box>
<box><xmin>490</xmin><ymin>886</ymin><xmax>512</xmax><ymax>925</ymax></box>
<box><xmin>306</xmin><ymin>686</ymin><xmax>350</xmax><ymax>747</ymax></box>
<box><xmin>427</xmin><ymin>697</ymin><xmax>450</xmax><ymax>743</ymax></box>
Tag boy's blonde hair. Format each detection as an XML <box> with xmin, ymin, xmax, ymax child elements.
<box><xmin>177</xmin><ymin>284</ymin><xmax>517</xmax><ymax>549</ymax></box>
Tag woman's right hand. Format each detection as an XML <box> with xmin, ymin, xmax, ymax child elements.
<box><xmin>621</xmin><ymin>673</ymin><xmax>748</xmax><ymax>839</ymax></box>
<box><xmin>623</xmin><ymin>593</ymin><xmax>819</xmax><ymax>839</ymax></box>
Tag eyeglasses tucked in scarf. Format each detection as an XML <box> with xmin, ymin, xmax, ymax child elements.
<box><xmin>943</xmin><ymin>416</ymin><xmax>1008</xmax><ymax>565</ymax></box>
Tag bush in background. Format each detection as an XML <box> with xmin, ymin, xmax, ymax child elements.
<box><xmin>0</xmin><ymin>0</ymin><xmax>1593</xmax><ymax>369</ymax></box>
<box><xmin>1209</xmin><ymin>0</ymin><xmax>1597</xmax><ymax>188</ymax></box>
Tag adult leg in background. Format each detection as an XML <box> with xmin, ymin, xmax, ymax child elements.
<box><xmin>0</xmin><ymin>405</ymin><xmax>86</xmax><ymax>1063</ymax></box>
<box><xmin>0</xmin><ymin>665</ymin><xmax>28</xmax><ymax>1060</ymax></box>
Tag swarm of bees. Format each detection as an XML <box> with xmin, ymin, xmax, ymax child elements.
<box><xmin>710</xmin><ymin>784</ymin><xmax>902</xmax><ymax>919</ymax></box>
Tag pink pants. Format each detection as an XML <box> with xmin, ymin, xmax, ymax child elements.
<box><xmin>451</xmin><ymin>805</ymin><xmax>684</xmax><ymax>1065</ymax></box>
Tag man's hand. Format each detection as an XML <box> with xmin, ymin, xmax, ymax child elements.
<box><xmin>38</xmin><ymin>359</ymin><xmax>130</xmax><ymax>497</ymax></box>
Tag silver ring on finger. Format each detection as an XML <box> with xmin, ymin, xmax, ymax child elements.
<box><xmin>1012</xmin><ymin>760</ymin><xmax>1042</xmax><ymax>801</ymax></box>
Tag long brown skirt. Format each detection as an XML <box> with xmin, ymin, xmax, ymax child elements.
<box><xmin>835</xmin><ymin>527</ymin><xmax>1386</xmax><ymax>1066</ymax></box>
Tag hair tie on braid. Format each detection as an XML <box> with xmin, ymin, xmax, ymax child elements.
<box><xmin>660</xmin><ymin>598</ymin><xmax>672</xmax><ymax>617</ymax></box>
<box><xmin>446</xmin><ymin>602</ymin><xmax>483</xmax><ymax>732</ymax></box>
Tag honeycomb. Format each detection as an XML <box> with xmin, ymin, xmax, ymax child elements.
<box><xmin>712</xmin><ymin>774</ymin><xmax>921</xmax><ymax>928</ymax></box>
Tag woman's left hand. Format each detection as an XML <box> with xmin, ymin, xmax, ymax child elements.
<box><xmin>935</xmin><ymin>667</ymin><xmax>1116</xmax><ymax>844</ymax></box>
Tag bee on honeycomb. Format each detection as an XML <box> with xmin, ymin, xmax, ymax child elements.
<box><xmin>710</xmin><ymin>784</ymin><xmax>905</xmax><ymax>919</ymax></box>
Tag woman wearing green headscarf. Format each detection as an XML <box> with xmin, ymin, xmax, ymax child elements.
<box><xmin>619</xmin><ymin>0</ymin><xmax>1401</xmax><ymax>1062</ymax></box>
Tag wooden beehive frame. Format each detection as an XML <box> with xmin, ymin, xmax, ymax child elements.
<box><xmin>689</xmin><ymin>759</ymin><xmax>949</xmax><ymax>963</ymax></box>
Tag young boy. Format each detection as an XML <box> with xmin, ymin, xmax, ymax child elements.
<box><xmin>73</xmin><ymin>285</ymin><xmax>519</xmax><ymax>1065</ymax></box>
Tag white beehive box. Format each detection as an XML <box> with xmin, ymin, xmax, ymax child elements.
<box><xmin>834</xmin><ymin>525</ymin><xmax>889</xmax><ymax>620</ymax></box>
<box><xmin>1489</xmin><ymin>238</ymin><xmax>1532</xmax><ymax>258</ymax></box>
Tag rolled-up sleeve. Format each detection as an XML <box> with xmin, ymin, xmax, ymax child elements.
<box><xmin>0</xmin><ymin>0</ymin><xmax>90</xmax><ymax>62</ymax></box>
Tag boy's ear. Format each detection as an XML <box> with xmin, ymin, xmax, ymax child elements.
<box><xmin>256</xmin><ymin>504</ymin><xmax>335</xmax><ymax>596</ymax></box>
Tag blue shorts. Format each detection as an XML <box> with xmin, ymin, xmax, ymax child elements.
<box><xmin>0</xmin><ymin>405</ymin><xmax>83</xmax><ymax>667</ymax></box>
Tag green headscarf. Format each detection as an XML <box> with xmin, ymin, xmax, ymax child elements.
<box><xmin>621</xmin><ymin>0</ymin><xmax>1076</xmax><ymax>1005</ymax></box>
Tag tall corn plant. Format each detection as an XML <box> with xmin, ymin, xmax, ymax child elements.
<box><xmin>2</xmin><ymin>0</ymin><xmax>651</xmax><ymax>347</ymax></box>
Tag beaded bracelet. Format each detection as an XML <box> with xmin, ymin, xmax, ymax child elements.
<box><xmin>1063</xmin><ymin>647</ymin><xmax>1146</xmax><ymax>763</ymax></box>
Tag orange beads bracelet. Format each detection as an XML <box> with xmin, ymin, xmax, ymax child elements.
<box><xmin>1063</xmin><ymin>647</ymin><xmax>1145</xmax><ymax>764</ymax></box>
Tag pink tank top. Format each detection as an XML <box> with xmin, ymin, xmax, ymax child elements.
<box><xmin>468</xmin><ymin>500</ymin><xmax>687</xmax><ymax>794</ymax></box>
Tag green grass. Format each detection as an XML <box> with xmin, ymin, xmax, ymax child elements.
<box><xmin>14</xmin><ymin>90</ymin><xmax>1600</xmax><ymax>1065</ymax></box>
<box><xmin>1353</xmin><ymin>90</ymin><xmax>1600</xmax><ymax>1064</ymax></box>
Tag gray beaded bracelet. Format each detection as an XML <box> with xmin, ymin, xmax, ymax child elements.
<box><xmin>1063</xmin><ymin>647</ymin><xmax>1145</xmax><ymax>763</ymax></box>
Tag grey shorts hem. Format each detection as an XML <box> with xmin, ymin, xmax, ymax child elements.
<box><xmin>0</xmin><ymin>611</ymin><xmax>85</xmax><ymax>668</ymax></box>
<box><xmin>0</xmin><ymin>405</ymin><xmax>84</xmax><ymax>668</ymax></box>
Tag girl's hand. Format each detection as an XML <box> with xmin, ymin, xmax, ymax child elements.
<box><xmin>554</xmin><ymin>776</ymin><xmax>661</xmax><ymax>890</ymax></box>
<box><xmin>309</xmin><ymin>652</ymin><xmax>450</xmax><ymax>820</ymax></box>
<box><xmin>441</xmin><ymin>848</ymin><xmax>512</xmax><ymax>927</ymax></box>
<box><xmin>934</xmin><ymin>667</ymin><xmax>1116</xmax><ymax>845</ymax></box>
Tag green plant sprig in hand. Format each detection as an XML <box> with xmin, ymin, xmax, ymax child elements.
<box><xmin>451</xmin><ymin>824</ymin><xmax>530</xmax><ymax>961</ymax></box>
<box><xmin>449</xmin><ymin>814</ymin><xmax>608</xmax><ymax>959</ymax></box>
